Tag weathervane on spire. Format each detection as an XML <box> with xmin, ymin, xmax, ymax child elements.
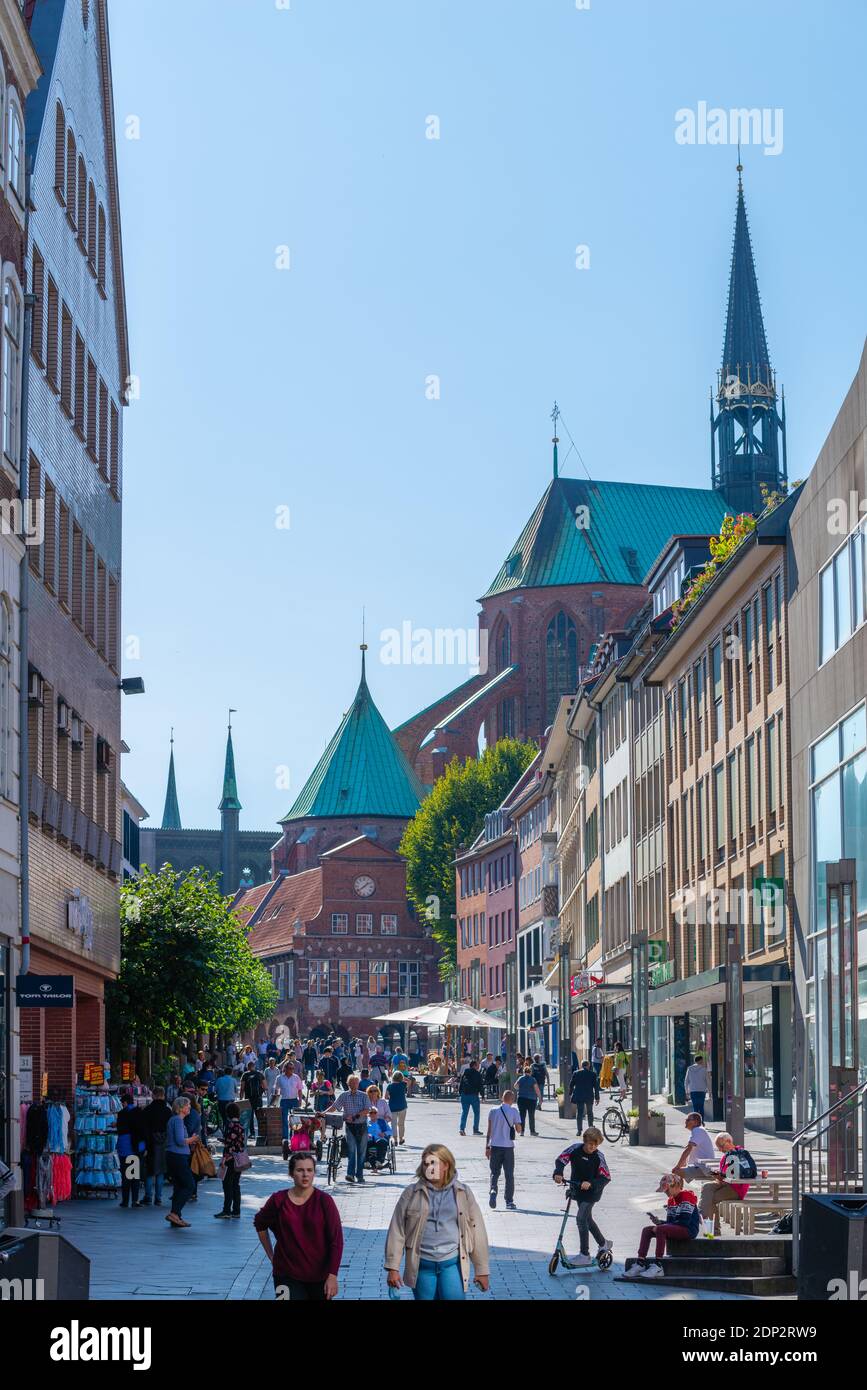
<box><xmin>551</xmin><ymin>400</ymin><xmax>560</xmax><ymax>479</ymax></box>
<box><xmin>737</xmin><ymin>141</ymin><xmax>743</xmax><ymax>187</ymax></box>
<box><xmin>228</xmin><ymin>707</ymin><xmax>236</xmax><ymax>732</ymax></box>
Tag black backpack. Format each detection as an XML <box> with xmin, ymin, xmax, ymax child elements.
<box><xmin>724</xmin><ymin>1146</ymin><xmax>758</xmax><ymax>1181</ymax></box>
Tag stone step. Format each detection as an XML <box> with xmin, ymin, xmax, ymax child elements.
<box><xmin>615</xmin><ymin>1271</ymin><xmax>796</xmax><ymax>1296</ymax></box>
<box><xmin>666</xmin><ymin>1236</ymin><xmax>792</xmax><ymax>1261</ymax></box>
<box><xmin>625</xmin><ymin>1254</ymin><xmax>786</xmax><ymax>1277</ymax></box>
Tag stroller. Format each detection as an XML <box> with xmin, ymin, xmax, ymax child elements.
<box><xmin>282</xmin><ymin>1112</ymin><xmax>324</xmax><ymax>1163</ymax></box>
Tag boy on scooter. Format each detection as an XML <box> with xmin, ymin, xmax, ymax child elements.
<box><xmin>553</xmin><ymin>1126</ymin><xmax>612</xmax><ymax>1267</ymax></box>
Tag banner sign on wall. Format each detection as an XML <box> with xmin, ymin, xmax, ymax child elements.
<box><xmin>15</xmin><ymin>975</ymin><xmax>74</xmax><ymax>1008</ymax></box>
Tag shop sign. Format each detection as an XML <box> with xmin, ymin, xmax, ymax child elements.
<box><xmin>570</xmin><ymin>970</ymin><xmax>604</xmax><ymax>997</ymax></box>
<box><xmin>83</xmin><ymin>1064</ymin><xmax>105</xmax><ymax>1085</ymax></box>
<box><xmin>650</xmin><ymin>959</ymin><xmax>675</xmax><ymax>988</ymax></box>
<box><xmin>121</xmin><ymin>1062</ymin><xmax>134</xmax><ymax>1081</ymax></box>
<box><xmin>648</xmin><ymin>939</ymin><xmax>668</xmax><ymax>964</ymax></box>
<box><xmin>15</xmin><ymin>974</ymin><xmax>74</xmax><ymax>1008</ymax></box>
<box><xmin>20</xmin><ymin>1055</ymin><xmax>32</xmax><ymax>1102</ymax></box>
<box><xmin>41</xmin><ymin>1072</ymin><xmax>49</xmax><ymax>1099</ymax></box>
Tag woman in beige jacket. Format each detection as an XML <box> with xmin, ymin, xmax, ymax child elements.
<box><xmin>385</xmin><ymin>1144</ymin><xmax>490</xmax><ymax>1299</ymax></box>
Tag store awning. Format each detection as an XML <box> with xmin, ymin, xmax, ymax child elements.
<box><xmin>648</xmin><ymin>963</ymin><xmax>791</xmax><ymax>1018</ymax></box>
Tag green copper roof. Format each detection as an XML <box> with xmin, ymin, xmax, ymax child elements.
<box><xmin>161</xmin><ymin>743</ymin><xmax>182</xmax><ymax>830</ymax></box>
<box><xmin>219</xmin><ymin>728</ymin><xmax>242</xmax><ymax>812</ymax></box>
<box><xmin>282</xmin><ymin>654</ymin><xmax>426</xmax><ymax>822</ymax></box>
<box><xmin>482</xmin><ymin>477</ymin><xmax>731</xmax><ymax>598</ymax></box>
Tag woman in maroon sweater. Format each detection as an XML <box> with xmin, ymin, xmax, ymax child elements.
<box><xmin>254</xmin><ymin>1152</ymin><xmax>344</xmax><ymax>1300</ymax></box>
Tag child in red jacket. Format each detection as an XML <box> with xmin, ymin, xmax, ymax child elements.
<box><xmin>624</xmin><ymin>1173</ymin><xmax>699</xmax><ymax>1280</ymax></box>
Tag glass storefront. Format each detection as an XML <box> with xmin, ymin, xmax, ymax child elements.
<box><xmin>806</xmin><ymin>703</ymin><xmax>867</xmax><ymax>1119</ymax></box>
<box><xmin>744</xmin><ymin>986</ymin><xmax>775</xmax><ymax>1121</ymax></box>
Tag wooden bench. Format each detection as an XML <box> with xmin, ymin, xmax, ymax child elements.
<box><xmin>718</xmin><ymin>1161</ymin><xmax>792</xmax><ymax>1234</ymax></box>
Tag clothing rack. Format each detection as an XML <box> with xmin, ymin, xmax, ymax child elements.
<box><xmin>73</xmin><ymin>1084</ymin><xmax>122</xmax><ymax>1199</ymax></box>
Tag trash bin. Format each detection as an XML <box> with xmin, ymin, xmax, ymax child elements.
<box><xmin>0</xmin><ymin>1228</ymin><xmax>90</xmax><ymax>1300</ymax></box>
<box><xmin>798</xmin><ymin>1193</ymin><xmax>867</xmax><ymax>1300</ymax></box>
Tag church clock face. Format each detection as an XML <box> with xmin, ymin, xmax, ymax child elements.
<box><xmin>354</xmin><ymin>874</ymin><xmax>376</xmax><ymax>898</ymax></box>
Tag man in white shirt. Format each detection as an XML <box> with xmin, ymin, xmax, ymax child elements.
<box><xmin>264</xmin><ymin>1060</ymin><xmax>280</xmax><ymax>1105</ymax></box>
<box><xmin>486</xmin><ymin>1089</ymin><xmax>523</xmax><ymax>1211</ymax></box>
<box><xmin>672</xmin><ymin>1112</ymin><xmax>718</xmax><ymax>1184</ymax></box>
<box><xmin>684</xmin><ymin>1054</ymin><xmax>710</xmax><ymax>1121</ymax></box>
<box><xmin>276</xmin><ymin>1066</ymin><xmax>304</xmax><ymax>1140</ymax></box>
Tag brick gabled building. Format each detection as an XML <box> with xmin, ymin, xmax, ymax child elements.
<box><xmin>394</xmin><ymin>467</ymin><xmax>731</xmax><ymax>786</ymax></box>
<box><xmin>233</xmin><ymin>650</ymin><xmax>441</xmax><ymax>1042</ymax></box>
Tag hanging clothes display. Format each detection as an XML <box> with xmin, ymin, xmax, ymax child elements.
<box><xmin>19</xmin><ymin>1099</ymin><xmax>73</xmax><ymax>1212</ymax></box>
<box><xmin>73</xmin><ymin>1086</ymin><xmax>121</xmax><ymax>1196</ymax></box>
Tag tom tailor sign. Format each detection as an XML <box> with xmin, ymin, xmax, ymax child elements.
<box><xmin>15</xmin><ymin>976</ymin><xmax>75</xmax><ymax>1008</ymax></box>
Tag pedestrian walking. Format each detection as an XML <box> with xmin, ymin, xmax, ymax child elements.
<box><xmin>591</xmin><ymin>1039</ymin><xmax>604</xmax><ymax>1081</ymax></box>
<box><xmin>214</xmin><ymin>1103</ymin><xmax>248</xmax><ymax>1219</ymax></box>
<box><xmin>385</xmin><ymin>1144</ymin><xmax>490</xmax><ymax>1301</ymax></box>
<box><xmin>458</xmin><ymin>1059</ymin><xmax>485</xmax><ymax>1136</ymax></box>
<box><xmin>275</xmin><ymin>1065</ymin><xmax>304</xmax><ymax>1140</ymax></box>
<box><xmin>552</xmin><ymin>1127</ymin><xmax>612</xmax><ymax>1267</ymax></box>
<box><xmin>214</xmin><ymin>1068</ymin><xmax>236</xmax><ymax>1130</ymax></box>
<box><xmin>516</xmin><ymin>1064</ymin><xmax>542</xmax><ymax>1135</ymax></box>
<box><xmin>254</xmin><ymin>1152</ymin><xmax>343</xmax><ymax>1300</ymax></box>
<box><xmin>264</xmin><ymin>1058</ymin><xmax>280</xmax><ymax>1105</ymax></box>
<box><xmin>320</xmin><ymin>1047</ymin><xmax>340</xmax><ymax>1086</ymax></box>
<box><xmin>337</xmin><ymin>1052</ymin><xmax>353</xmax><ymax>1091</ymax></box>
<box><xmin>302</xmin><ymin>1039</ymin><xmax>318</xmax><ymax>1084</ymax></box>
<box><xmin>256</xmin><ymin>1037</ymin><xmax>269</xmax><ymax>1071</ymax></box>
<box><xmin>486</xmin><ymin>1090</ymin><xmax>522</xmax><ymax>1210</ymax></box>
<box><xmin>569</xmin><ymin>1060</ymin><xmax>600</xmax><ymax>1131</ymax></box>
<box><xmin>385</xmin><ymin>1070</ymin><xmax>408</xmax><ymax>1145</ymax></box>
<box><xmin>142</xmin><ymin>1087</ymin><xmax>172</xmax><ymax>1207</ymax></box>
<box><xmin>613</xmin><ymin>1043</ymin><xmax>629</xmax><ymax>1098</ymax></box>
<box><xmin>241</xmin><ymin>1061</ymin><xmax>265</xmax><ymax>1139</ymax></box>
<box><xmin>116</xmin><ymin>1091</ymin><xmax>147</xmax><ymax>1208</ymax></box>
<box><xmin>684</xmin><ymin>1054</ymin><xmax>710</xmax><ymax>1122</ymax></box>
<box><xmin>327</xmin><ymin>1075</ymin><xmax>371</xmax><ymax>1184</ymax></box>
<box><xmin>531</xmin><ymin>1053</ymin><xmax>549</xmax><ymax>1108</ymax></box>
<box><xmin>165</xmin><ymin>1097</ymin><xmax>198</xmax><ymax>1227</ymax></box>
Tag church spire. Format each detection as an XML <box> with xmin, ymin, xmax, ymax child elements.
<box><xmin>218</xmin><ymin>710</ymin><xmax>242</xmax><ymax>812</ymax></box>
<box><xmin>161</xmin><ymin>730</ymin><xmax>182</xmax><ymax>830</ymax></box>
<box><xmin>711</xmin><ymin>162</ymin><xmax>786</xmax><ymax>514</ymax></box>
<box><xmin>551</xmin><ymin>401</ymin><xmax>560</xmax><ymax>479</ymax></box>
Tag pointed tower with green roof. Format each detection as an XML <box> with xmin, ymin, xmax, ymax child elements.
<box><xmin>220</xmin><ymin>712</ymin><xmax>242</xmax><ymax>892</ymax></box>
<box><xmin>274</xmin><ymin>647</ymin><xmax>426</xmax><ymax>874</ymax></box>
<box><xmin>161</xmin><ymin>732</ymin><xmax>182</xmax><ymax>830</ymax></box>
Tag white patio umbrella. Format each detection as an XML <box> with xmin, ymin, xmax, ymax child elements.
<box><xmin>373</xmin><ymin>1001</ymin><xmax>498</xmax><ymax>1029</ymax></box>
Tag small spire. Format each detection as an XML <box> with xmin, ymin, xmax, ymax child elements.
<box><xmin>161</xmin><ymin>730</ymin><xmax>182</xmax><ymax>830</ymax></box>
<box><xmin>737</xmin><ymin>142</ymin><xmax>743</xmax><ymax>190</ymax></box>
<box><xmin>219</xmin><ymin>710</ymin><xmax>242</xmax><ymax>813</ymax></box>
<box><xmin>550</xmin><ymin>400</ymin><xmax>560</xmax><ymax>479</ymax></box>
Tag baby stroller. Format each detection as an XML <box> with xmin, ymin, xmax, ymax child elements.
<box><xmin>282</xmin><ymin>1112</ymin><xmax>324</xmax><ymax>1163</ymax></box>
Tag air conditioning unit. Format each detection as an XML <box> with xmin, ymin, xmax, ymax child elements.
<box><xmin>70</xmin><ymin>714</ymin><xmax>84</xmax><ymax>748</ymax></box>
<box><xmin>57</xmin><ymin>700</ymin><xmax>71</xmax><ymax>735</ymax></box>
<box><xmin>96</xmin><ymin>738</ymin><xmax>112</xmax><ymax>773</ymax></box>
<box><xmin>28</xmin><ymin>670</ymin><xmax>44</xmax><ymax>706</ymax></box>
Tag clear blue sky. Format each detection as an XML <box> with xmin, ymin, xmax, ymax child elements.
<box><xmin>113</xmin><ymin>0</ymin><xmax>867</xmax><ymax>832</ymax></box>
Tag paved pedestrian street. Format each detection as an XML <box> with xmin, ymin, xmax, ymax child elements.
<box><xmin>51</xmin><ymin>1096</ymin><xmax>793</xmax><ymax>1302</ymax></box>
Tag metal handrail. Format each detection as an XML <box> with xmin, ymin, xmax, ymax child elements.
<box><xmin>792</xmin><ymin>1079</ymin><xmax>867</xmax><ymax>1275</ymax></box>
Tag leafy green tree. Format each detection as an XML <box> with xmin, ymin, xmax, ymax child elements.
<box><xmin>400</xmin><ymin>738</ymin><xmax>537</xmax><ymax>975</ymax></box>
<box><xmin>106</xmin><ymin>864</ymin><xmax>277</xmax><ymax>1047</ymax></box>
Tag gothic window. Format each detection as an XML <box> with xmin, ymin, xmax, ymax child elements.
<box><xmin>545</xmin><ymin>610</ymin><xmax>578</xmax><ymax>725</ymax></box>
<box><xmin>500</xmin><ymin>697</ymin><xmax>515</xmax><ymax>739</ymax></box>
<box><xmin>498</xmin><ymin>620</ymin><xmax>511</xmax><ymax>671</ymax></box>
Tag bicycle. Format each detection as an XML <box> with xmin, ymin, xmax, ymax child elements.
<box><xmin>322</xmin><ymin>1113</ymin><xmax>344</xmax><ymax>1186</ymax></box>
<box><xmin>601</xmin><ymin>1092</ymin><xmax>630</xmax><ymax>1144</ymax></box>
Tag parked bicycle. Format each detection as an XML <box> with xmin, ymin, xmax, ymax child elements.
<box><xmin>601</xmin><ymin>1092</ymin><xmax>630</xmax><ymax>1144</ymax></box>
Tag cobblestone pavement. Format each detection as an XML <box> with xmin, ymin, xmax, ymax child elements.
<box><xmin>50</xmin><ymin>1095</ymin><xmax>793</xmax><ymax>1301</ymax></box>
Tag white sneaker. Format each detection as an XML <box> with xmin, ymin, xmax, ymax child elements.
<box><xmin>637</xmin><ymin>1262</ymin><xmax>664</xmax><ymax>1279</ymax></box>
<box><xmin>597</xmin><ymin>1240</ymin><xmax>613</xmax><ymax>1255</ymax></box>
<box><xmin>571</xmin><ymin>1253</ymin><xmax>593</xmax><ymax>1267</ymax></box>
<box><xmin>622</xmin><ymin>1262</ymin><xmax>646</xmax><ymax>1280</ymax></box>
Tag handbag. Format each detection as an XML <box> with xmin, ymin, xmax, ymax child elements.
<box><xmin>233</xmin><ymin>1150</ymin><xmax>252</xmax><ymax>1172</ymax></box>
<box><xmin>190</xmin><ymin>1141</ymin><xmax>216</xmax><ymax>1179</ymax></box>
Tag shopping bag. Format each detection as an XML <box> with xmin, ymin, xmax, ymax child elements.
<box><xmin>190</xmin><ymin>1142</ymin><xmax>216</xmax><ymax>1179</ymax></box>
<box><xmin>233</xmin><ymin>1150</ymin><xmax>252</xmax><ymax>1172</ymax></box>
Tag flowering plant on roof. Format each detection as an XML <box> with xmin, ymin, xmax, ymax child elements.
<box><xmin>670</xmin><ymin>512</ymin><xmax>757</xmax><ymax>627</ymax></box>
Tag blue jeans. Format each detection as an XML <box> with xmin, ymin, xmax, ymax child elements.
<box><xmin>280</xmin><ymin>1097</ymin><xmax>299</xmax><ymax>1139</ymax></box>
<box><xmin>689</xmin><ymin>1090</ymin><xmax>706</xmax><ymax>1122</ymax></box>
<box><xmin>459</xmin><ymin>1095</ymin><xmax>481</xmax><ymax>1133</ymax></box>
<box><xmin>345</xmin><ymin>1123</ymin><xmax>368</xmax><ymax>1179</ymax></box>
<box><xmin>144</xmin><ymin>1173</ymin><xmax>164</xmax><ymax>1202</ymax></box>
<box><xmin>413</xmin><ymin>1257</ymin><xmax>465</xmax><ymax>1301</ymax></box>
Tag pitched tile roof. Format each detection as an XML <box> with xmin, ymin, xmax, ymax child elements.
<box><xmin>482</xmin><ymin>478</ymin><xmax>731</xmax><ymax>598</ymax></box>
<box><xmin>238</xmin><ymin>867</ymin><xmax>324</xmax><ymax>956</ymax></box>
<box><xmin>281</xmin><ymin>654</ymin><xmax>426</xmax><ymax>823</ymax></box>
